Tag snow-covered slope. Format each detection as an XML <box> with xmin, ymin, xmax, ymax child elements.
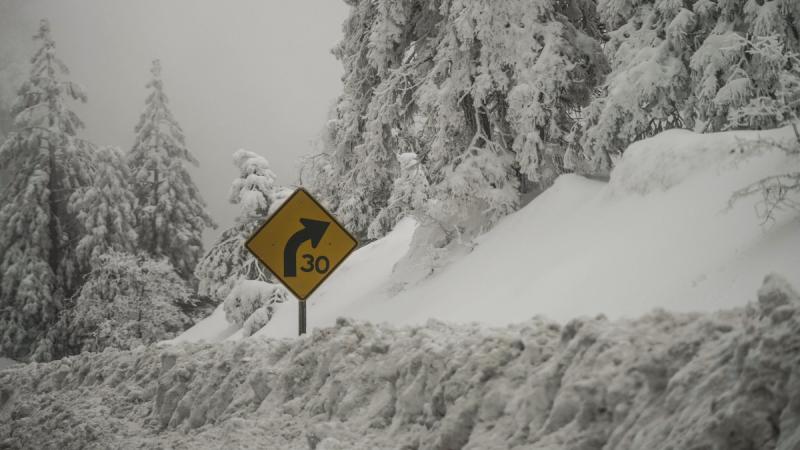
<box><xmin>362</xmin><ymin>127</ymin><xmax>800</xmax><ymax>328</ymax></box>
<box><xmin>176</xmin><ymin>126</ymin><xmax>800</xmax><ymax>342</ymax></box>
<box><xmin>2</xmin><ymin>276</ymin><xmax>799</xmax><ymax>449</ymax></box>
<box><xmin>168</xmin><ymin>303</ymin><xmax>239</xmax><ymax>344</ymax></box>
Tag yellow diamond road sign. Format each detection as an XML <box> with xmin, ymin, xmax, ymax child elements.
<box><xmin>246</xmin><ymin>188</ymin><xmax>358</xmax><ymax>300</ymax></box>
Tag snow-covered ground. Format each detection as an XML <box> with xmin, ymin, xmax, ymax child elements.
<box><xmin>2</xmin><ymin>275</ymin><xmax>799</xmax><ymax>449</ymax></box>
<box><xmin>168</xmin><ymin>303</ymin><xmax>240</xmax><ymax>344</ymax></box>
<box><xmin>178</xmin><ymin>126</ymin><xmax>800</xmax><ymax>342</ymax></box>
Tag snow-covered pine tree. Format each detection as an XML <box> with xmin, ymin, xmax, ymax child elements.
<box><xmin>69</xmin><ymin>145</ymin><xmax>138</xmax><ymax>271</ymax></box>
<box><xmin>46</xmin><ymin>145</ymin><xmax>141</xmax><ymax>358</ymax></box>
<box><xmin>322</xmin><ymin>0</ymin><xmax>423</xmax><ymax>237</ymax></box>
<box><xmin>417</xmin><ymin>0</ymin><xmax>606</xmax><ymax>236</ymax></box>
<box><xmin>195</xmin><ymin>149</ymin><xmax>286</xmax><ymax>302</ymax></box>
<box><xmin>725</xmin><ymin>36</ymin><xmax>800</xmax><ymax>130</ymax></box>
<box><xmin>314</xmin><ymin>0</ymin><xmax>607</xmax><ymax>240</ymax></box>
<box><xmin>128</xmin><ymin>59</ymin><xmax>215</xmax><ymax>280</ymax></box>
<box><xmin>581</xmin><ymin>0</ymin><xmax>800</xmax><ymax>172</ymax></box>
<box><xmin>368</xmin><ymin>152</ymin><xmax>429</xmax><ymax>239</ymax></box>
<box><xmin>0</xmin><ymin>20</ymin><xmax>93</xmax><ymax>360</ymax></box>
<box><xmin>690</xmin><ymin>0</ymin><xmax>800</xmax><ymax>132</ymax></box>
<box><xmin>581</xmin><ymin>0</ymin><xmax>699</xmax><ymax>173</ymax></box>
<box><xmin>299</xmin><ymin>108</ymin><xmax>345</xmax><ymax>213</ymax></box>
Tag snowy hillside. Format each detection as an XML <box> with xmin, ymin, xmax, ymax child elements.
<box><xmin>176</xmin><ymin>125</ymin><xmax>800</xmax><ymax>343</ymax></box>
<box><xmin>2</xmin><ymin>275</ymin><xmax>799</xmax><ymax>449</ymax></box>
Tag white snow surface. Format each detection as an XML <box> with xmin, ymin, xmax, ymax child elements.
<box><xmin>168</xmin><ymin>304</ymin><xmax>238</xmax><ymax>345</ymax></box>
<box><xmin>2</xmin><ymin>276</ymin><xmax>799</xmax><ymax>449</ymax></box>
<box><xmin>176</xmin><ymin>125</ymin><xmax>800</xmax><ymax>342</ymax></box>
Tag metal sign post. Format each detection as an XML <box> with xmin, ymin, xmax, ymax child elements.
<box><xmin>299</xmin><ymin>301</ymin><xmax>307</xmax><ymax>335</ymax></box>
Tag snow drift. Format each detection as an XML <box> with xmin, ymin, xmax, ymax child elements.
<box><xmin>2</xmin><ymin>275</ymin><xmax>799</xmax><ymax>449</ymax></box>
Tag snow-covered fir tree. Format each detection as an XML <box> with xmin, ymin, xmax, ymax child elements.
<box><xmin>580</xmin><ymin>0</ymin><xmax>800</xmax><ymax>172</ymax></box>
<box><xmin>368</xmin><ymin>152</ymin><xmax>429</xmax><ymax>239</ymax></box>
<box><xmin>195</xmin><ymin>149</ymin><xmax>288</xmax><ymax>302</ymax></box>
<box><xmin>581</xmin><ymin>0</ymin><xmax>699</xmax><ymax>172</ymax></box>
<box><xmin>0</xmin><ymin>20</ymin><xmax>94</xmax><ymax>360</ymax></box>
<box><xmin>307</xmin><ymin>0</ymin><xmax>607</xmax><ymax>240</ymax></box>
<box><xmin>45</xmin><ymin>147</ymin><xmax>140</xmax><ymax>358</ymax></box>
<box><xmin>68</xmin><ymin>251</ymin><xmax>192</xmax><ymax>353</ymax></box>
<box><xmin>720</xmin><ymin>35</ymin><xmax>800</xmax><ymax>130</ymax></box>
<box><xmin>69</xmin><ymin>145</ymin><xmax>138</xmax><ymax>271</ymax></box>
<box><xmin>320</xmin><ymin>0</ymin><xmax>405</xmax><ymax>237</ymax></box>
<box><xmin>128</xmin><ymin>59</ymin><xmax>215</xmax><ymax>280</ymax></box>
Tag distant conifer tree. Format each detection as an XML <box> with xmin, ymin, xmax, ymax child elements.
<box><xmin>128</xmin><ymin>60</ymin><xmax>215</xmax><ymax>280</ymax></box>
<box><xmin>0</xmin><ymin>20</ymin><xmax>94</xmax><ymax>360</ymax></box>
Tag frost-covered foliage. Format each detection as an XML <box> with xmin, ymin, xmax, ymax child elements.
<box><xmin>0</xmin><ymin>20</ymin><xmax>94</xmax><ymax>360</ymax></box>
<box><xmin>228</xmin><ymin>149</ymin><xmax>277</xmax><ymax>218</ymax></box>
<box><xmin>222</xmin><ymin>280</ymin><xmax>287</xmax><ymax>334</ymax></box>
<box><xmin>692</xmin><ymin>1</ymin><xmax>800</xmax><ymax>132</ymax></box>
<box><xmin>581</xmin><ymin>2</ymin><xmax>693</xmax><ymax>172</ymax></box>
<box><xmin>724</xmin><ymin>36</ymin><xmax>800</xmax><ymax>130</ymax></box>
<box><xmin>725</xmin><ymin>38</ymin><xmax>800</xmax><ymax>223</ymax></box>
<box><xmin>367</xmin><ymin>152</ymin><xmax>429</xmax><ymax>239</ymax></box>
<box><xmin>69</xmin><ymin>145</ymin><xmax>138</xmax><ymax>270</ymax></box>
<box><xmin>128</xmin><ymin>60</ymin><xmax>215</xmax><ymax>280</ymax></box>
<box><xmin>195</xmin><ymin>150</ymin><xmax>287</xmax><ymax>301</ymax></box>
<box><xmin>728</xmin><ymin>134</ymin><xmax>800</xmax><ymax>225</ymax></box>
<box><xmin>2</xmin><ymin>275</ymin><xmax>799</xmax><ymax>449</ymax></box>
<box><xmin>305</xmin><ymin>0</ymin><xmax>607</xmax><ymax>239</ymax></box>
<box><xmin>581</xmin><ymin>0</ymin><xmax>800</xmax><ymax>171</ymax></box>
<box><xmin>66</xmin><ymin>251</ymin><xmax>191</xmax><ymax>353</ymax></box>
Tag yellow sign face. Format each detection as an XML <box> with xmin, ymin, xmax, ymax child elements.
<box><xmin>246</xmin><ymin>188</ymin><xmax>358</xmax><ymax>300</ymax></box>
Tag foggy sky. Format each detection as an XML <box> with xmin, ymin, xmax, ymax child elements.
<box><xmin>0</xmin><ymin>0</ymin><xmax>349</xmax><ymax>246</ymax></box>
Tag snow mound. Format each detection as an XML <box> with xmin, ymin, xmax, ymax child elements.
<box><xmin>2</xmin><ymin>276</ymin><xmax>799</xmax><ymax>449</ymax></box>
<box><xmin>609</xmin><ymin>125</ymin><xmax>799</xmax><ymax>195</ymax></box>
<box><xmin>167</xmin><ymin>304</ymin><xmax>238</xmax><ymax>345</ymax></box>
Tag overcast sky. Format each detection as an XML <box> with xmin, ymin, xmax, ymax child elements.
<box><xmin>0</xmin><ymin>0</ymin><xmax>349</xmax><ymax>246</ymax></box>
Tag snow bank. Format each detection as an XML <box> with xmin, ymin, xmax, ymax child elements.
<box><xmin>609</xmin><ymin>126</ymin><xmax>799</xmax><ymax>194</ymax></box>
<box><xmin>2</xmin><ymin>276</ymin><xmax>799</xmax><ymax>449</ymax></box>
<box><xmin>175</xmin><ymin>125</ymin><xmax>799</xmax><ymax>343</ymax></box>
<box><xmin>167</xmin><ymin>304</ymin><xmax>238</xmax><ymax>344</ymax></box>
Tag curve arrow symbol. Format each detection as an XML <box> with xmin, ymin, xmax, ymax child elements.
<box><xmin>283</xmin><ymin>218</ymin><xmax>330</xmax><ymax>277</ymax></box>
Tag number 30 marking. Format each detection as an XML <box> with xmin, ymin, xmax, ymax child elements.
<box><xmin>300</xmin><ymin>254</ymin><xmax>330</xmax><ymax>274</ymax></box>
